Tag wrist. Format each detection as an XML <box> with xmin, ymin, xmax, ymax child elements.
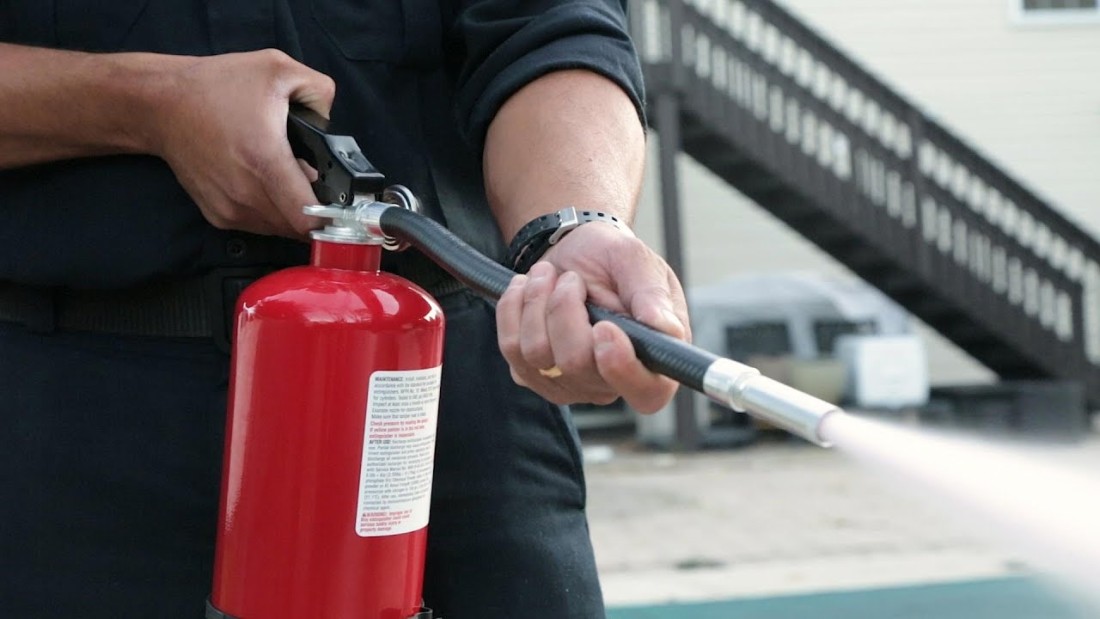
<box><xmin>504</xmin><ymin>206</ymin><xmax>633</xmax><ymax>273</ymax></box>
<box><xmin>100</xmin><ymin>52</ymin><xmax>194</xmax><ymax>157</ymax></box>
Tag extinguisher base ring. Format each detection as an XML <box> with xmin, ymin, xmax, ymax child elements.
<box><xmin>205</xmin><ymin>597</ymin><xmax>435</xmax><ymax>618</ymax></box>
<box><xmin>205</xmin><ymin>598</ymin><xmax>237</xmax><ymax>619</ymax></box>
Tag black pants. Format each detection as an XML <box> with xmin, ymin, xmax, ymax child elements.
<box><xmin>0</xmin><ymin>291</ymin><xmax>604</xmax><ymax>618</ymax></box>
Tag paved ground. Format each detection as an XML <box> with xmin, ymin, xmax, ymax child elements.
<box><xmin>581</xmin><ymin>424</ymin><xmax>1100</xmax><ymax>614</ymax></box>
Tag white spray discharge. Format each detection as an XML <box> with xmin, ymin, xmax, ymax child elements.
<box><xmin>820</xmin><ymin>413</ymin><xmax>1100</xmax><ymax>607</ymax></box>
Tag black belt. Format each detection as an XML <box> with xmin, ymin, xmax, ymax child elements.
<box><xmin>0</xmin><ymin>268</ymin><xmax>264</xmax><ymax>352</ymax></box>
<box><xmin>0</xmin><ymin>267</ymin><xmax>466</xmax><ymax>353</ymax></box>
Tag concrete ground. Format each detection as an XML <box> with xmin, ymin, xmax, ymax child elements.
<box><xmin>581</xmin><ymin>421</ymin><xmax>1100</xmax><ymax>616</ymax></box>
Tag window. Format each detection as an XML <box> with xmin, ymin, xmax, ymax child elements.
<box><xmin>725</xmin><ymin>322</ymin><xmax>792</xmax><ymax>358</ymax></box>
<box><xmin>1011</xmin><ymin>0</ymin><xmax>1100</xmax><ymax>24</ymax></box>
<box><xmin>1024</xmin><ymin>0</ymin><xmax>1096</xmax><ymax>8</ymax></box>
<box><xmin>812</xmin><ymin>319</ymin><xmax>876</xmax><ymax>356</ymax></box>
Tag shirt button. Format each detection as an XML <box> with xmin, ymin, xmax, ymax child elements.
<box><xmin>226</xmin><ymin>238</ymin><xmax>248</xmax><ymax>259</ymax></box>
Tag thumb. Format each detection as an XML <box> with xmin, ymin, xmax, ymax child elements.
<box><xmin>614</xmin><ymin>250</ymin><xmax>687</xmax><ymax>341</ymax></box>
<box><xmin>627</xmin><ymin>285</ymin><xmax>687</xmax><ymax>341</ymax></box>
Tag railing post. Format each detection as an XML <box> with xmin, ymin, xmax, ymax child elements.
<box><xmin>653</xmin><ymin>0</ymin><xmax>699</xmax><ymax>451</ymax></box>
<box><xmin>906</xmin><ymin>110</ymin><xmax>933</xmax><ymax>280</ymax></box>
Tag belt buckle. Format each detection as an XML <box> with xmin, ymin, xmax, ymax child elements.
<box><xmin>203</xmin><ymin>267</ymin><xmax>266</xmax><ymax>354</ymax></box>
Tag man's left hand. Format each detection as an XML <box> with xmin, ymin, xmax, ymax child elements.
<box><xmin>496</xmin><ymin>222</ymin><xmax>690</xmax><ymax>414</ymax></box>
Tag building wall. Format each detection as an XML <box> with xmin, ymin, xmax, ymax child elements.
<box><xmin>632</xmin><ymin>0</ymin><xmax>1100</xmax><ymax>385</ymax></box>
<box><xmin>777</xmin><ymin>0</ymin><xmax>1100</xmax><ymax>235</ymax></box>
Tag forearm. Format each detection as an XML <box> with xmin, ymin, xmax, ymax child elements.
<box><xmin>483</xmin><ymin>69</ymin><xmax>645</xmax><ymax>243</ymax></box>
<box><xmin>0</xmin><ymin>43</ymin><xmax>184</xmax><ymax>168</ymax></box>
<box><xmin>488</xmin><ymin>72</ymin><xmax>688</xmax><ymax>413</ymax></box>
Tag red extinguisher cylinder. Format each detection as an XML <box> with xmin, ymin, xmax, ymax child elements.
<box><xmin>210</xmin><ymin>238</ymin><xmax>445</xmax><ymax>619</ymax></box>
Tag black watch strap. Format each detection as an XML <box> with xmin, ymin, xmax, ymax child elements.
<box><xmin>504</xmin><ymin>207</ymin><xmax>629</xmax><ymax>274</ymax></box>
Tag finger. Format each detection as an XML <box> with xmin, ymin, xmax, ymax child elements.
<box><xmin>496</xmin><ymin>274</ymin><xmax>528</xmax><ymax>371</ymax></box>
<box><xmin>227</xmin><ymin>196</ymin><xmax>286</xmax><ymax>236</ymax></box>
<box><xmin>263</xmin><ymin>142</ymin><xmax>325</xmax><ymax>237</ymax></box>
<box><xmin>615</xmin><ymin>251</ymin><xmax>687</xmax><ymax>341</ymax></box>
<box><xmin>627</xmin><ymin>286</ymin><xmax>686</xmax><ymax>341</ymax></box>
<box><xmin>666</xmin><ymin>268</ymin><xmax>692</xmax><ymax>343</ymax></box>
<box><xmin>277</xmin><ymin>66</ymin><xmax>333</xmax><ymax>236</ymax></box>
<box><xmin>546</xmin><ymin>271</ymin><xmax>615</xmax><ymax>401</ymax></box>
<box><xmin>509</xmin><ymin>367</ymin><xmax>529</xmax><ymax>389</ymax></box>
<box><xmin>546</xmin><ymin>271</ymin><xmax>595</xmax><ymax>375</ymax></box>
<box><xmin>593</xmin><ymin>320</ymin><xmax>678</xmax><ymax>414</ymax></box>
<box><xmin>197</xmin><ymin>195</ymin><xmax>280</xmax><ymax>237</ymax></box>
<box><xmin>284</xmin><ymin>64</ymin><xmax>337</xmax><ymax>118</ymax></box>
<box><xmin>500</xmin><ymin>276</ymin><xmax>571</xmax><ymax>403</ymax></box>
<box><xmin>297</xmin><ymin>159</ymin><xmax>319</xmax><ymax>183</ymax></box>
<box><xmin>518</xmin><ymin>261</ymin><xmax>559</xmax><ymax>371</ymax></box>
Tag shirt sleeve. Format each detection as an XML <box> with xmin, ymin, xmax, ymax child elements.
<box><xmin>447</xmin><ymin>0</ymin><xmax>646</xmax><ymax>150</ymax></box>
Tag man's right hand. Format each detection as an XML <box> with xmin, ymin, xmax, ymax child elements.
<box><xmin>0</xmin><ymin>44</ymin><xmax>334</xmax><ymax>239</ymax></box>
<box><xmin>151</xmin><ymin>49</ymin><xmax>336</xmax><ymax>238</ymax></box>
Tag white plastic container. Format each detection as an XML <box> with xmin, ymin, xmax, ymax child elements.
<box><xmin>835</xmin><ymin>334</ymin><xmax>929</xmax><ymax>409</ymax></box>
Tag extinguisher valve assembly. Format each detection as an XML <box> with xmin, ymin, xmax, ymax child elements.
<box><xmin>304</xmin><ymin>185</ymin><xmax>422</xmax><ymax>251</ymax></box>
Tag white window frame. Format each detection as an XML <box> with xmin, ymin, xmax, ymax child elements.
<box><xmin>1009</xmin><ymin>0</ymin><xmax>1100</xmax><ymax>25</ymax></box>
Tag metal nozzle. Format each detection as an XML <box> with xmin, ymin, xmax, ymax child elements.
<box><xmin>702</xmin><ymin>358</ymin><xmax>840</xmax><ymax>446</ymax></box>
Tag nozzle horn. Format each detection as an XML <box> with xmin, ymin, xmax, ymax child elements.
<box><xmin>703</xmin><ymin>359</ymin><xmax>838</xmax><ymax>446</ymax></box>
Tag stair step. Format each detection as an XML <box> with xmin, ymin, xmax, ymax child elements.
<box><xmin>906</xmin><ymin>298</ymin><xmax>959</xmax><ymax>321</ymax></box>
<box><xmin>728</xmin><ymin>175</ymin><xmax>784</xmax><ymax>197</ymax></box>
<box><xmin>839</xmin><ymin>246</ymin><xmax>891</xmax><ymax>271</ymax></box>
<box><xmin>872</xmin><ymin>274</ymin><xmax>925</xmax><ymax>295</ymax></box>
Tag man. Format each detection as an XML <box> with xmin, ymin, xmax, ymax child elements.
<box><xmin>0</xmin><ymin>1</ymin><xmax>690</xmax><ymax>617</ymax></box>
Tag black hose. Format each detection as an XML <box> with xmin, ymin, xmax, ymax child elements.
<box><xmin>379</xmin><ymin>207</ymin><xmax>719</xmax><ymax>392</ymax></box>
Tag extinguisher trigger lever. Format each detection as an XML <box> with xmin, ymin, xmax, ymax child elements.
<box><xmin>287</xmin><ymin>103</ymin><xmax>387</xmax><ymax>206</ymax></box>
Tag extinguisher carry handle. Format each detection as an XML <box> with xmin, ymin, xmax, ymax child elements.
<box><xmin>287</xmin><ymin>103</ymin><xmax>387</xmax><ymax>206</ymax></box>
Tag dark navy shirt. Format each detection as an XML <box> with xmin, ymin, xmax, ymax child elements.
<box><xmin>0</xmin><ymin>0</ymin><xmax>644</xmax><ymax>289</ymax></box>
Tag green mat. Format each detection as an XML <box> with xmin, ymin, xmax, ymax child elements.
<box><xmin>608</xmin><ymin>577</ymin><xmax>1093</xmax><ymax>619</ymax></box>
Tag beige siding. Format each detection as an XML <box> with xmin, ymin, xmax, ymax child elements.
<box><xmin>633</xmin><ymin>0</ymin><xmax>1100</xmax><ymax>384</ymax></box>
<box><xmin>776</xmin><ymin>0</ymin><xmax>1100</xmax><ymax>232</ymax></box>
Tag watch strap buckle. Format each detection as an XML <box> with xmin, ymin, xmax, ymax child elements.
<box><xmin>547</xmin><ymin>206</ymin><xmax>580</xmax><ymax>245</ymax></box>
<box><xmin>505</xmin><ymin>206</ymin><xmax>630</xmax><ymax>274</ymax></box>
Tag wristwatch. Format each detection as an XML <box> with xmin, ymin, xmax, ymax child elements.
<box><xmin>504</xmin><ymin>206</ymin><xmax>629</xmax><ymax>273</ymax></box>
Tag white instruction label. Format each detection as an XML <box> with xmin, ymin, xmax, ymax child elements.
<box><xmin>355</xmin><ymin>366</ymin><xmax>442</xmax><ymax>537</ymax></box>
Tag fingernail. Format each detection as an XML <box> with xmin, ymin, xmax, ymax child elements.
<box><xmin>594</xmin><ymin>325</ymin><xmax>614</xmax><ymax>355</ymax></box>
<box><xmin>509</xmin><ymin>274</ymin><xmax>527</xmax><ymax>289</ymax></box>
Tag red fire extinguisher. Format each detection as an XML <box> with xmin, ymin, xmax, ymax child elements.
<box><xmin>206</xmin><ymin>109</ymin><xmax>442</xmax><ymax>619</ymax></box>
